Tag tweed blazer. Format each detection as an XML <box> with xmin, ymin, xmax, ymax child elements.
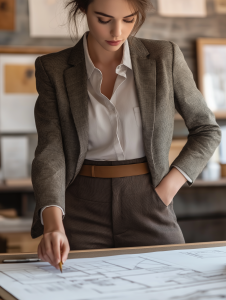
<box><xmin>31</xmin><ymin>30</ymin><xmax>221</xmax><ymax>238</ymax></box>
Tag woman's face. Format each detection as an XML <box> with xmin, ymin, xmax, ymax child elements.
<box><xmin>85</xmin><ymin>0</ymin><xmax>138</xmax><ymax>51</ymax></box>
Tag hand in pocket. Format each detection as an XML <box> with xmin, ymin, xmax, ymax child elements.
<box><xmin>154</xmin><ymin>187</ymin><xmax>173</xmax><ymax>207</ymax></box>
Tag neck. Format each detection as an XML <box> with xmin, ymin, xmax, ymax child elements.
<box><xmin>86</xmin><ymin>31</ymin><xmax>123</xmax><ymax>68</ymax></box>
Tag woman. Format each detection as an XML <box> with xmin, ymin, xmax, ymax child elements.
<box><xmin>31</xmin><ymin>0</ymin><xmax>221</xmax><ymax>270</ymax></box>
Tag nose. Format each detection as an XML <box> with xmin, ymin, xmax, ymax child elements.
<box><xmin>110</xmin><ymin>20</ymin><xmax>122</xmax><ymax>40</ymax></box>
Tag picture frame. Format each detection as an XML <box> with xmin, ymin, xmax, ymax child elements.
<box><xmin>197</xmin><ymin>38</ymin><xmax>226</xmax><ymax>119</ymax></box>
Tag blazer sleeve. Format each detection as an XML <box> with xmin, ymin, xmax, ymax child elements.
<box><xmin>31</xmin><ymin>56</ymin><xmax>66</xmax><ymax>238</ymax></box>
<box><xmin>169</xmin><ymin>41</ymin><xmax>222</xmax><ymax>186</ymax></box>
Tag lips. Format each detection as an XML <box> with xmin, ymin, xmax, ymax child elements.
<box><xmin>106</xmin><ymin>40</ymin><xmax>122</xmax><ymax>46</ymax></box>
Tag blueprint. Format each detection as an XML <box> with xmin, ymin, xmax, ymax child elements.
<box><xmin>1</xmin><ymin>246</ymin><xmax>226</xmax><ymax>300</ymax></box>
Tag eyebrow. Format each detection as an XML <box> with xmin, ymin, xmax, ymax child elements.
<box><xmin>94</xmin><ymin>11</ymin><xmax>138</xmax><ymax>18</ymax></box>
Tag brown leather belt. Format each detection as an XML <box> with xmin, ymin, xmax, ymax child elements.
<box><xmin>78</xmin><ymin>162</ymin><xmax>150</xmax><ymax>178</ymax></box>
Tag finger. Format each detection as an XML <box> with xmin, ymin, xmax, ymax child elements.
<box><xmin>38</xmin><ymin>243</ymin><xmax>42</xmax><ymax>260</ymax></box>
<box><xmin>61</xmin><ymin>240</ymin><xmax>70</xmax><ymax>264</ymax></box>
<box><xmin>38</xmin><ymin>243</ymin><xmax>45</xmax><ymax>262</ymax></box>
<box><xmin>51</xmin><ymin>236</ymin><xmax>61</xmax><ymax>268</ymax></box>
<box><xmin>43</xmin><ymin>236</ymin><xmax>56</xmax><ymax>267</ymax></box>
<box><xmin>37</xmin><ymin>243</ymin><xmax>40</xmax><ymax>258</ymax></box>
<box><xmin>38</xmin><ymin>239</ymin><xmax>45</xmax><ymax>261</ymax></box>
<box><xmin>40</xmin><ymin>240</ymin><xmax>51</xmax><ymax>264</ymax></box>
<box><xmin>40</xmin><ymin>242</ymin><xmax>50</xmax><ymax>263</ymax></box>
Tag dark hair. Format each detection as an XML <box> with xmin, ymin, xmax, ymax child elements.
<box><xmin>66</xmin><ymin>0</ymin><xmax>153</xmax><ymax>38</ymax></box>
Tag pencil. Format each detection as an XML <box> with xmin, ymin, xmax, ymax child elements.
<box><xmin>59</xmin><ymin>261</ymin><xmax>63</xmax><ymax>273</ymax></box>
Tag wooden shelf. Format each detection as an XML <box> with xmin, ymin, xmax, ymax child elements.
<box><xmin>0</xmin><ymin>178</ymin><xmax>33</xmax><ymax>192</ymax></box>
<box><xmin>213</xmin><ymin>111</ymin><xmax>226</xmax><ymax>119</ymax></box>
<box><xmin>0</xmin><ymin>183</ymin><xmax>33</xmax><ymax>192</ymax></box>
<box><xmin>0</xmin><ymin>46</ymin><xmax>65</xmax><ymax>54</ymax></box>
<box><xmin>175</xmin><ymin>111</ymin><xmax>226</xmax><ymax>120</ymax></box>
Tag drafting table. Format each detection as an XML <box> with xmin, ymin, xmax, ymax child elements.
<box><xmin>1</xmin><ymin>241</ymin><xmax>226</xmax><ymax>300</ymax></box>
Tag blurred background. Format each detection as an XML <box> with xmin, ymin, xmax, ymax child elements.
<box><xmin>0</xmin><ymin>0</ymin><xmax>226</xmax><ymax>253</ymax></box>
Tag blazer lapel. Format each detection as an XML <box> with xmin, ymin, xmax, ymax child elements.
<box><xmin>64</xmin><ymin>33</ymin><xmax>89</xmax><ymax>180</ymax></box>
<box><xmin>128</xmin><ymin>36</ymin><xmax>157</xmax><ymax>180</ymax></box>
<box><xmin>64</xmin><ymin>32</ymin><xmax>157</xmax><ymax>184</ymax></box>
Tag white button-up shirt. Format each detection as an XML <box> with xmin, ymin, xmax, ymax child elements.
<box><xmin>40</xmin><ymin>32</ymin><xmax>192</xmax><ymax>225</ymax></box>
<box><xmin>84</xmin><ymin>31</ymin><xmax>145</xmax><ymax>161</ymax></box>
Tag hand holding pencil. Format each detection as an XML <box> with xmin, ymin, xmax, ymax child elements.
<box><xmin>38</xmin><ymin>231</ymin><xmax>69</xmax><ymax>271</ymax></box>
<box><xmin>37</xmin><ymin>207</ymin><xmax>70</xmax><ymax>271</ymax></box>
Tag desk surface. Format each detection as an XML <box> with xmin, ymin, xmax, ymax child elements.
<box><xmin>1</xmin><ymin>241</ymin><xmax>226</xmax><ymax>300</ymax></box>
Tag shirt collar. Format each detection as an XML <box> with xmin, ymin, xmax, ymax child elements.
<box><xmin>83</xmin><ymin>31</ymin><xmax>132</xmax><ymax>80</ymax></box>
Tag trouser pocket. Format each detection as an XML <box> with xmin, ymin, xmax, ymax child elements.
<box><xmin>113</xmin><ymin>173</ymin><xmax>185</xmax><ymax>247</ymax></box>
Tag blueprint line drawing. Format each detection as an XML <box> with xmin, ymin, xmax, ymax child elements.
<box><xmin>178</xmin><ymin>249</ymin><xmax>226</xmax><ymax>259</ymax></box>
<box><xmin>1</xmin><ymin>246</ymin><xmax>226</xmax><ymax>300</ymax></box>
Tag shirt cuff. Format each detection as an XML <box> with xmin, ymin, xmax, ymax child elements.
<box><xmin>40</xmin><ymin>205</ymin><xmax>65</xmax><ymax>226</ymax></box>
<box><xmin>172</xmin><ymin>165</ymin><xmax>193</xmax><ymax>183</ymax></box>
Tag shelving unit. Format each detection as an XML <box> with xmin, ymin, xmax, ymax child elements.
<box><xmin>0</xmin><ymin>46</ymin><xmax>66</xmax><ymax>253</ymax></box>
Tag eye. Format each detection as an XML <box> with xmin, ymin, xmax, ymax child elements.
<box><xmin>97</xmin><ymin>17</ymin><xmax>135</xmax><ymax>24</ymax></box>
<box><xmin>98</xmin><ymin>18</ymin><xmax>111</xmax><ymax>24</ymax></box>
<box><xmin>123</xmin><ymin>18</ymin><xmax>135</xmax><ymax>23</ymax></box>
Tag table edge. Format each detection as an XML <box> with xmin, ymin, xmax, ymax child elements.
<box><xmin>0</xmin><ymin>241</ymin><xmax>226</xmax><ymax>262</ymax></box>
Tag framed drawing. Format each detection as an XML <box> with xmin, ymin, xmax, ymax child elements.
<box><xmin>0</xmin><ymin>46</ymin><xmax>64</xmax><ymax>133</ymax></box>
<box><xmin>197</xmin><ymin>38</ymin><xmax>226</xmax><ymax>119</ymax></box>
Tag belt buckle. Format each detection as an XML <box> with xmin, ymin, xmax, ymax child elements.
<box><xmin>91</xmin><ymin>165</ymin><xmax>95</xmax><ymax>177</ymax></box>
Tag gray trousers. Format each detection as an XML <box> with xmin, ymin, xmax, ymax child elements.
<box><xmin>63</xmin><ymin>156</ymin><xmax>185</xmax><ymax>250</ymax></box>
